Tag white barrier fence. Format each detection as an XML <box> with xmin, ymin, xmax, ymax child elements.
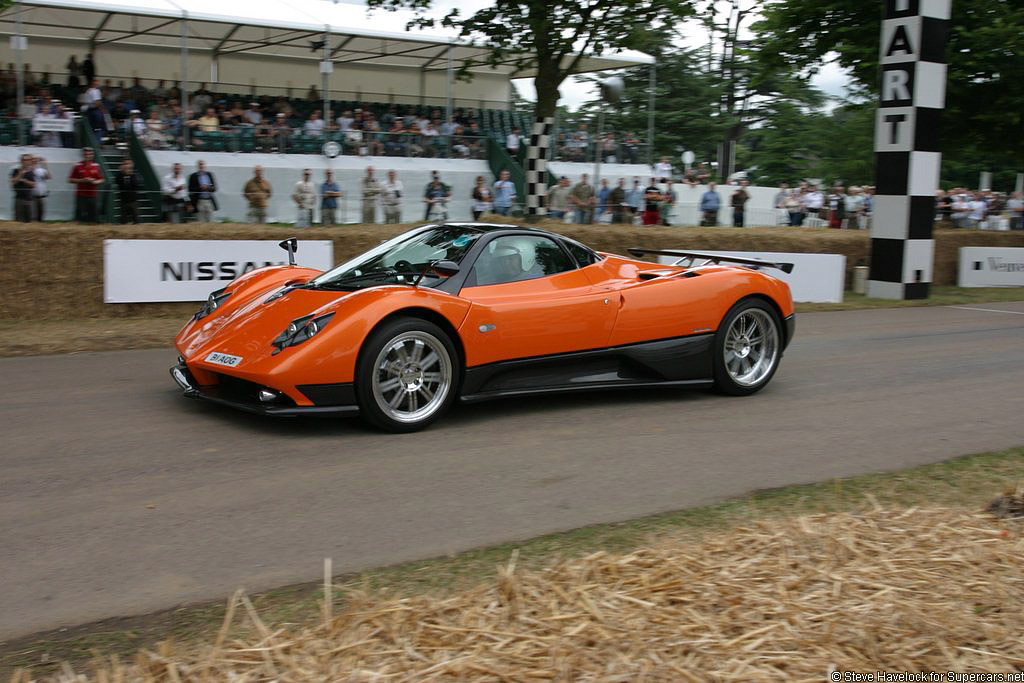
<box><xmin>657</xmin><ymin>251</ymin><xmax>846</xmax><ymax>303</ymax></box>
<box><xmin>958</xmin><ymin>247</ymin><xmax>1024</xmax><ymax>287</ymax></box>
<box><xmin>104</xmin><ymin>239</ymin><xmax>334</xmax><ymax>303</ymax></box>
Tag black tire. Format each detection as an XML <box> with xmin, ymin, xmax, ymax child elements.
<box><xmin>712</xmin><ymin>298</ymin><xmax>783</xmax><ymax>396</ymax></box>
<box><xmin>355</xmin><ymin>317</ymin><xmax>461</xmax><ymax>432</ymax></box>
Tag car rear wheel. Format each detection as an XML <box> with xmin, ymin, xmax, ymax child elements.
<box><xmin>355</xmin><ymin>317</ymin><xmax>459</xmax><ymax>432</ymax></box>
<box><xmin>712</xmin><ymin>299</ymin><xmax>782</xmax><ymax>396</ymax></box>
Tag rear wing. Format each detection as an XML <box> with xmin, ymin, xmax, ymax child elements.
<box><xmin>626</xmin><ymin>248</ymin><xmax>795</xmax><ymax>275</ymax></box>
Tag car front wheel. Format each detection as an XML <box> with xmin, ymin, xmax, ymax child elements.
<box><xmin>355</xmin><ymin>317</ymin><xmax>459</xmax><ymax>432</ymax></box>
<box><xmin>712</xmin><ymin>299</ymin><xmax>782</xmax><ymax>396</ymax></box>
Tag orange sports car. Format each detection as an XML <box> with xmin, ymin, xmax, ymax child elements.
<box><xmin>171</xmin><ymin>223</ymin><xmax>795</xmax><ymax>432</ymax></box>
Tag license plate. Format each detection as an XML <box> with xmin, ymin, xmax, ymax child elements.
<box><xmin>205</xmin><ymin>352</ymin><xmax>243</xmax><ymax>367</ymax></box>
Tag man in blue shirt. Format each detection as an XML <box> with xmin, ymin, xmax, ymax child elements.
<box><xmin>493</xmin><ymin>169</ymin><xmax>516</xmax><ymax>216</ymax></box>
<box><xmin>626</xmin><ymin>178</ymin><xmax>643</xmax><ymax>222</ymax></box>
<box><xmin>700</xmin><ymin>182</ymin><xmax>721</xmax><ymax>227</ymax></box>
<box><xmin>320</xmin><ymin>170</ymin><xmax>341</xmax><ymax>225</ymax></box>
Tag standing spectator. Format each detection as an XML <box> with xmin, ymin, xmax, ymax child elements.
<box><xmin>152</xmin><ymin>79</ymin><xmax>169</xmax><ymax>99</ymax></box>
<box><xmin>731</xmin><ymin>180</ymin><xmax>750</xmax><ymax>227</ymax></box>
<box><xmin>471</xmin><ymin>175</ymin><xmax>493</xmax><ymax>220</ymax></box>
<box><xmin>1008</xmin><ymin>192</ymin><xmax>1024</xmax><ymax>231</ymax></box>
<box><xmin>320</xmin><ymin>170</ymin><xmax>341</xmax><ymax>226</ymax></box>
<box><xmin>802</xmin><ymin>184</ymin><xmax>824</xmax><ymax>224</ymax></box>
<box><xmin>968</xmin><ymin>192</ymin><xmax>987</xmax><ymax>229</ymax></box>
<box><xmin>493</xmin><ymin>169</ymin><xmax>516</xmax><ymax>217</ymax></box>
<box><xmin>596</xmin><ymin>179</ymin><xmax>611</xmax><ymax>222</ymax></box>
<box><xmin>115</xmin><ymin>158</ymin><xmax>143</xmax><ymax>224</ymax></box>
<box><xmin>381</xmin><ymin>170</ymin><xmax>404</xmax><ymax>224</ymax></box>
<box><xmin>66</xmin><ymin>55</ymin><xmax>81</xmax><ymax>90</ymax></box>
<box><xmin>570</xmin><ymin>174</ymin><xmax>596</xmax><ymax>224</ymax></box>
<box><xmin>10</xmin><ymin>154</ymin><xmax>36</xmax><ymax>222</ymax></box>
<box><xmin>660</xmin><ymin>181</ymin><xmax>677</xmax><ymax>226</ymax></box>
<box><xmin>642</xmin><ymin>179</ymin><xmax>661</xmax><ymax>226</ymax></box>
<box><xmin>784</xmin><ymin>189</ymin><xmax>803</xmax><ymax>226</ymax></box>
<box><xmin>361</xmin><ymin>166</ymin><xmax>380</xmax><ymax>224</ymax></box>
<box><xmin>935</xmin><ymin>190</ymin><xmax>952</xmax><ymax>226</ymax></box>
<box><xmin>774</xmin><ymin>182</ymin><xmax>790</xmax><ymax>224</ymax></box>
<box><xmin>304</xmin><ymin>110</ymin><xmax>325</xmax><ymax>137</ymax></box>
<box><xmin>653</xmin><ymin>156</ymin><xmax>673</xmax><ymax>183</ymax></box>
<box><xmin>27</xmin><ymin>155</ymin><xmax>49</xmax><ymax>221</ymax></box>
<box><xmin>505</xmin><ymin>127</ymin><xmax>522</xmax><ymax>157</ymax></box>
<box><xmin>700</xmin><ymin>182</ymin><xmax>721</xmax><ymax>226</ymax></box>
<box><xmin>83</xmin><ymin>78</ymin><xmax>102</xmax><ymax>106</ymax></box>
<box><xmin>292</xmin><ymin>169</ymin><xmax>316</xmax><ymax>228</ymax></box>
<box><xmin>161</xmin><ymin>162</ymin><xmax>187</xmax><ymax>223</ymax></box>
<box><xmin>197</xmin><ymin>107</ymin><xmax>219</xmax><ymax>133</ymax></box>
<box><xmin>546</xmin><ymin>176</ymin><xmax>571</xmax><ymax>221</ymax></box>
<box><xmin>845</xmin><ymin>187</ymin><xmax>865</xmax><ymax>229</ymax></box>
<box><xmin>828</xmin><ymin>185</ymin><xmax>846</xmax><ymax>229</ymax></box>
<box><xmin>424</xmin><ymin>173</ymin><xmax>451</xmax><ymax>221</ymax></box>
<box><xmin>188</xmin><ymin>160</ymin><xmax>217</xmax><ymax>223</ymax></box>
<box><xmin>68</xmin><ymin>148</ymin><xmax>103</xmax><ymax>223</ymax></box>
<box><xmin>626</xmin><ymin>178</ymin><xmax>644</xmax><ymax>220</ymax></box>
<box><xmin>243</xmin><ymin>102</ymin><xmax>262</xmax><ymax>126</ymax></box>
<box><xmin>243</xmin><ymin>165</ymin><xmax>272</xmax><ymax>223</ymax></box>
<box><xmin>191</xmin><ymin>83</ymin><xmax>212</xmax><ymax>115</ymax></box>
<box><xmin>609</xmin><ymin>178</ymin><xmax>628</xmax><ymax>224</ymax></box>
<box><xmin>951</xmin><ymin>192</ymin><xmax>971</xmax><ymax>229</ymax></box>
<box><xmin>82</xmin><ymin>53</ymin><xmax>95</xmax><ymax>85</ymax></box>
<box><xmin>336</xmin><ymin>110</ymin><xmax>354</xmax><ymax>131</ymax></box>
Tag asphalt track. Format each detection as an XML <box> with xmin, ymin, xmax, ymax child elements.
<box><xmin>3</xmin><ymin>303</ymin><xmax>1024</xmax><ymax>640</ymax></box>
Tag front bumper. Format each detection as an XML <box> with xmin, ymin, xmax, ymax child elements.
<box><xmin>170</xmin><ymin>364</ymin><xmax>359</xmax><ymax>418</ymax></box>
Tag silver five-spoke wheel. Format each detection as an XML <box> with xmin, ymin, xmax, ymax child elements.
<box><xmin>371</xmin><ymin>331</ymin><xmax>453</xmax><ymax>424</ymax></box>
<box><xmin>722</xmin><ymin>307</ymin><xmax>779</xmax><ymax>387</ymax></box>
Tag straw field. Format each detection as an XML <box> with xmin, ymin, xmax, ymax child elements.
<box><xmin>3</xmin><ymin>220</ymin><xmax>1024</xmax><ymax>320</ymax></box>
<box><xmin>18</xmin><ymin>504</ymin><xmax>1024</xmax><ymax>682</ymax></box>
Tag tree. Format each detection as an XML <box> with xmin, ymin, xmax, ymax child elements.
<box><xmin>754</xmin><ymin>0</ymin><xmax>1024</xmax><ymax>188</ymax></box>
<box><xmin>367</xmin><ymin>0</ymin><xmax>695</xmax><ymax>213</ymax></box>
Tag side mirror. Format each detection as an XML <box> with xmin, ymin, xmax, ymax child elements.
<box><xmin>278</xmin><ymin>237</ymin><xmax>298</xmax><ymax>266</ymax></box>
<box><xmin>430</xmin><ymin>260</ymin><xmax>461</xmax><ymax>277</ymax></box>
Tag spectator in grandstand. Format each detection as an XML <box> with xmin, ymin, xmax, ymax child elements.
<box><xmin>82</xmin><ymin>78</ymin><xmax>102</xmax><ymax>107</ymax></box>
<box><xmin>152</xmin><ymin>79</ymin><xmax>169</xmax><ymax>99</ymax></box>
<box><xmin>319</xmin><ymin>170</ymin><xmax>341</xmax><ymax>226</ymax></box>
<box><xmin>621</xmin><ymin>132</ymin><xmax>641</xmax><ymax>165</ymax></box>
<box><xmin>361</xmin><ymin>166</ymin><xmax>380</xmax><ymax>223</ymax></box>
<box><xmin>381</xmin><ymin>170</ymin><xmax>404</xmax><ymax>224</ymax></box>
<box><xmin>66</xmin><ymin>55</ymin><xmax>81</xmax><ymax>90</ymax></box>
<box><xmin>642</xmin><ymin>180</ymin><xmax>661</xmax><ymax>226</ymax></box>
<box><xmin>192</xmin><ymin>83</ymin><xmax>212</xmax><ymax>115</ymax></box>
<box><xmin>243</xmin><ymin>166</ymin><xmax>272</xmax><ymax>224</ymax></box>
<box><xmin>422</xmin><ymin>122</ymin><xmax>443</xmax><ymax>158</ymax></box>
<box><xmin>598</xmin><ymin>133</ymin><xmax>618</xmax><ymax>163</ymax></box>
<box><xmin>802</xmin><ymin>184</ymin><xmax>824</xmax><ymax>223</ymax></box>
<box><xmin>270</xmin><ymin>112</ymin><xmax>291</xmax><ymax>151</ymax></box>
<box><xmin>571</xmin><ymin>124</ymin><xmax>590</xmax><ymax>162</ymax></box>
<box><xmin>610</xmin><ymin>178</ymin><xmax>628</xmax><ymax>224</ymax></box>
<box><xmin>306</xmin><ymin>85</ymin><xmax>320</xmax><ymax>102</ymax></box>
<box><xmin>243</xmin><ymin>102</ymin><xmax>262</xmax><ymax>126</ymax></box>
<box><xmin>1009</xmin><ymin>192</ymin><xmax>1024</xmax><ymax>231</ymax></box>
<box><xmin>115</xmin><ymin>158</ymin><xmax>142</xmax><ymax>224</ymax></box>
<box><xmin>424</xmin><ymin>172</ymin><xmax>451</xmax><ymax>221</ymax></box>
<box><xmin>143</xmin><ymin>109</ymin><xmax>165</xmax><ymax>149</ymax></box>
<box><xmin>700</xmin><ymin>182</ymin><xmax>721</xmax><ymax>227</ymax></box>
<box><xmin>626</xmin><ymin>178</ymin><xmax>643</xmax><ymax>219</ymax></box>
<box><xmin>493</xmin><ymin>169</ymin><xmax>517</xmax><ymax>217</ymax></box>
<box><xmin>292</xmin><ymin>169</ymin><xmax>316</xmax><ymax>228</ymax></box>
<box><xmin>304</xmin><ymin>110</ymin><xmax>325</xmax><ymax>137</ymax></box>
<box><xmin>68</xmin><ymin>148</ymin><xmax>103</xmax><ymax>224</ymax></box>
<box><xmin>546</xmin><ymin>176</ymin><xmax>571</xmax><ymax>221</ymax></box>
<box><xmin>31</xmin><ymin>156</ymin><xmax>50</xmax><ymax>221</ymax></box>
<box><xmin>506</xmin><ymin>127</ymin><xmax>522</xmax><ymax>157</ymax></box>
<box><xmin>10</xmin><ymin>154</ymin><xmax>37</xmax><ymax>222</ymax></box>
<box><xmin>828</xmin><ymin>185</ymin><xmax>846</xmax><ymax>229</ymax></box>
<box><xmin>661</xmin><ymin>181</ymin><xmax>677</xmax><ymax>226</ymax></box>
<box><xmin>188</xmin><ymin>160</ymin><xmax>218</xmax><ymax>223</ymax></box>
<box><xmin>336</xmin><ymin>109</ymin><xmax>354</xmax><ymax>131</ymax></box>
<box><xmin>197</xmin><ymin>107</ymin><xmax>219</xmax><ymax>133</ymax></box>
<box><xmin>129</xmin><ymin>77</ymin><xmax>148</xmax><ymax>106</ymax></box>
<box><xmin>730</xmin><ymin>180</ymin><xmax>750</xmax><ymax>227</ymax></box>
<box><xmin>571</xmin><ymin>174</ymin><xmax>596</xmax><ymax>224</ymax></box>
<box><xmin>161</xmin><ymin>162</ymin><xmax>187</xmax><ymax>223</ymax></box>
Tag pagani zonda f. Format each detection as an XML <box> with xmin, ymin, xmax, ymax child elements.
<box><xmin>171</xmin><ymin>224</ymin><xmax>795</xmax><ymax>432</ymax></box>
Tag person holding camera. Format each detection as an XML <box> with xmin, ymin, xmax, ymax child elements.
<box><xmin>161</xmin><ymin>162</ymin><xmax>187</xmax><ymax>223</ymax></box>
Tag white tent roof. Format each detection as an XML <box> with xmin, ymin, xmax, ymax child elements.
<box><xmin>1</xmin><ymin>0</ymin><xmax>654</xmax><ymax>76</ymax></box>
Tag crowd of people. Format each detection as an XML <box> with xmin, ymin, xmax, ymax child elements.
<box><xmin>938</xmin><ymin>189</ymin><xmax>1024</xmax><ymax>230</ymax></box>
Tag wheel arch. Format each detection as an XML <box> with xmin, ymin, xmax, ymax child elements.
<box><xmin>731</xmin><ymin>293</ymin><xmax>790</xmax><ymax>346</ymax></box>
<box><xmin>358</xmin><ymin>306</ymin><xmax>467</xmax><ymax>371</ymax></box>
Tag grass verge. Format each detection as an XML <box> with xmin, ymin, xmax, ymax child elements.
<box><xmin>1</xmin><ymin>287</ymin><xmax>1021</xmax><ymax>358</ymax></box>
<box><xmin>2</xmin><ymin>446</ymin><xmax>1022</xmax><ymax>677</ymax></box>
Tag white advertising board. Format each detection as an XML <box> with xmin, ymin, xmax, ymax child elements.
<box><xmin>104</xmin><ymin>240</ymin><xmax>334</xmax><ymax>303</ymax></box>
<box><xmin>958</xmin><ymin>247</ymin><xmax>1024</xmax><ymax>287</ymax></box>
<box><xmin>32</xmin><ymin>117</ymin><xmax>74</xmax><ymax>133</ymax></box>
<box><xmin>657</xmin><ymin>250</ymin><xmax>846</xmax><ymax>303</ymax></box>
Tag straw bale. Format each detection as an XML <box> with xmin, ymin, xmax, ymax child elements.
<box><xmin>3</xmin><ymin>221</ymin><xmax>1024</xmax><ymax>320</ymax></box>
<box><xmin>22</xmin><ymin>506</ymin><xmax>1024</xmax><ymax>682</ymax></box>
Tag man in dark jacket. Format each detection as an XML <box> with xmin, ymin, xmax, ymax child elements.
<box><xmin>115</xmin><ymin>158</ymin><xmax>143</xmax><ymax>224</ymax></box>
<box><xmin>187</xmin><ymin>159</ymin><xmax>218</xmax><ymax>223</ymax></box>
<box><xmin>609</xmin><ymin>178</ymin><xmax>627</xmax><ymax>224</ymax></box>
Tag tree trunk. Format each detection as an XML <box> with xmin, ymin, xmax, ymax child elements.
<box><xmin>523</xmin><ymin>67</ymin><xmax>560</xmax><ymax>221</ymax></box>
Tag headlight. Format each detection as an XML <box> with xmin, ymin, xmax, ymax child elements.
<box><xmin>272</xmin><ymin>313</ymin><xmax>335</xmax><ymax>354</ymax></box>
<box><xmin>194</xmin><ymin>288</ymin><xmax>231</xmax><ymax>321</ymax></box>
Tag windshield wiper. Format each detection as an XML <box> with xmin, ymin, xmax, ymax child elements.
<box><xmin>312</xmin><ymin>270</ymin><xmax>399</xmax><ymax>289</ymax></box>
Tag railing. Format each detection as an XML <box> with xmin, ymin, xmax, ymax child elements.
<box><xmin>548</xmin><ymin>138</ymin><xmax>651</xmax><ymax>165</ymax></box>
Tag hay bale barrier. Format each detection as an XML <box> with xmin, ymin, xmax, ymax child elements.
<box><xmin>21</xmin><ymin>506</ymin><xmax>1024</xmax><ymax>681</ymax></box>
<box><xmin>3</xmin><ymin>221</ymin><xmax>1024</xmax><ymax>320</ymax></box>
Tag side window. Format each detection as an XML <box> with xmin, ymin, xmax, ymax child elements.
<box><xmin>471</xmin><ymin>235</ymin><xmax>576</xmax><ymax>286</ymax></box>
<box><xmin>562</xmin><ymin>239</ymin><xmax>601</xmax><ymax>267</ymax></box>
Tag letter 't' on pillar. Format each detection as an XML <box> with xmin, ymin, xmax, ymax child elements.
<box><xmin>869</xmin><ymin>0</ymin><xmax>951</xmax><ymax>300</ymax></box>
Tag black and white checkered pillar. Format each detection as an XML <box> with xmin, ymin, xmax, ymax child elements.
<box><xmin>868</xmin><ymin>0</ymin><xmax>951</xmax><ymax>300</ymax></box>
<box><xmin>525</xmin><ymin>117</ymin><xmax>554</xmax><ymax>217</ymax></box>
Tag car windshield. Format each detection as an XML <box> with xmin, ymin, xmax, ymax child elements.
<box><xmin>309</xmin><ymin>225</ymin><xmax>482</xmax><ymax>290</ymax></box>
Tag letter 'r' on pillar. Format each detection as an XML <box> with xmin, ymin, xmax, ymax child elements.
<box><xmin>868</xmin><ymin>0</ymin><xmax>951</xmax><ymax>300</ymax></box>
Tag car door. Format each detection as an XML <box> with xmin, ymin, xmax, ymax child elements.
<box><xmin>458</xmin><ymin>234</ymin><xmax>619</xmax><ymax>366</ymax></box>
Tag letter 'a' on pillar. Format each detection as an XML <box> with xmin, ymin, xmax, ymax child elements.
<box><xmin>868</xmin><ymin>0</ymin><xmax>951</xmax><ymax>300</ymax></box>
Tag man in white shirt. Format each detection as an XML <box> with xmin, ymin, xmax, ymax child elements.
<box><xmin>243</xmin><ymin>102</ymin><xmax>262</xmax><ymax>126</ymax></box>
<box><xmin>844</xmin><ymin>187</ymin><xmax>866</xmax><ymax>229</ymax></box>
<box><xmin>336</xmin><ymin>110</ymin><xmax>354</xmax><ymax>131</ymax></box>
<box><xmin>292</xmin><ymin>169</ymin><xmax>317</xmax><ymax>228</ymax></box>
<box><xmin>653</xmin><ymin>156</ymin><xmax>673</xmax><ymax>183</ymax></box>
<box><xmin>968</xmin><ymin>193</ymin><xmax>988</xmax><ymax>228</ymax></box>
<box><xmin>304</xmin><ymin>110</ymin><xmax>325</xmax><ymax>137</ymax></box>
<box><xmin>440</xmin><ymin>117</ymin><xmax>457</xmax><ymax>136</ymax></box>
<box><xmin>83</xmin><ymin>79</ymin><xmax>102</xmax><ymax>107</ymax></box>
<box><xmin>380</xmin><ymin>170</ymin><xmax>404</xmax><ymax>224</ymax></box>
<box><xmin>506</xmin><ymin>127</ymin><xmax>522</xmax><ymax>157</ymax></box>
<box><xmin>161</xmin><ymin>162</ymin><xmax>187</xmax><ymax>223</ymax></box>
<box><xmin>801</xmin><ymin>184</ymin><xmax>824</xmax><ymax>224</ymax></box>
<box><xmin>31</xmin><ymin>155</ymin><xmax>50</xmax><ymax>221</ymax></box>
<box><xmin>1008</xmin><ymin>192</ymin><xmax>1024</xmax><ymax>231</ymax></box>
